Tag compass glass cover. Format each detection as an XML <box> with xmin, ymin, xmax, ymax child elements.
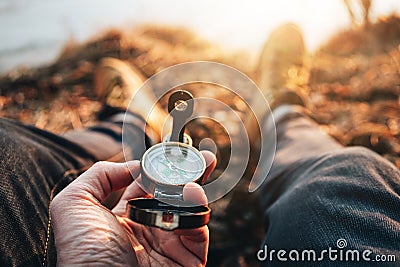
<box><xmin>143</xmin><ymin>143</ymin><xmax>205</xmax><ymax>185</ymax></box>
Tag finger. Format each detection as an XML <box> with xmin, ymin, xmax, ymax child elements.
<box><xmin>175</xmin><ymin>226</ymin><xmax>209</xmax><ymax>265</ymax></box>
<box><xmin>180</xmin><ymin>183</ymin><xmax>209</xmax><ymax>262</ymax></box>
<box><xmin>65</xmin><ymin>160</ymin><xmax>141</xmax><ymax>203</ymax></box>
<box><xmin>112</xmin><ymin>175</ymin><xmax>151</xmax><ymax>216</ymax></box>
<box><xmin>174</xmin><ymin>226</ymin><xmax>208</xmax><ymax>241</ymax></box>
<box><xmin>183</xmin><ymin>182</ymin><xmax>207</xmax><ymax>206</ymax></box>
<box><xmin>141</xmin><ymin>226</ymin><xmax>207</xmax><ymax>266</ymax></box>
<box><xmin>200</xmin><ymin>150</ymin><xmax>216</xmax><ymax>184</ymax></box>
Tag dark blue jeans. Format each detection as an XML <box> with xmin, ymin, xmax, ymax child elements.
<box><xmin>257</xmin><ymin>105</ymin><xmax>400</xmax><ymax>266</ymax></box>
<box><xmin>0</xmin><ymin>106</ymin><xmax>399</xmax><ymax>266</ymax></box>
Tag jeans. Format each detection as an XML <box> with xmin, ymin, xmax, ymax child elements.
<box><xmin>0</xmin><ymin>106</ymin><xmax>399</xmax><ymax>266</ymax></box>
<box><xmin>0</xmin><ymin>112</ymin><xmax>148</xmax><ymax>267</ymax></box>
<box><xmin>257</xmin><ymin>105</ymin><xmax>400</xmax><ymax>266</ymax></box>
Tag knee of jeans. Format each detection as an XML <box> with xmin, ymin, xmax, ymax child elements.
<box><xmin>328</xmin><ymin>146</ymin><xmax>379</xmax><ymax>162</ymax></box>
<box><xmin>318</xmin><ymin>146</ymin><xmax>398</xmax><ymax>184</ymax></box>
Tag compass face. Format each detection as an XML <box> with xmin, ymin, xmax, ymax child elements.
<box><xmin>142</xmin><ymin>143</ymin><xmax>206</xmax><ymax>186</ymax></box>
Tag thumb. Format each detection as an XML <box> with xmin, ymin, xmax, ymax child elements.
<box><xmin>58</xmin><ymin>161</ymin><xmax>141</xmax><ymax>203</ymax></box>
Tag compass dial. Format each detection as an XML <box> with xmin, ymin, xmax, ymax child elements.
<box><xmin>142</xmin><ymin>142</ymin><xmax>206</xmax><ymax>186</ymax></box>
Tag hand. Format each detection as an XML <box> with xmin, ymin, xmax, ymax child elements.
<box><xmin>50</xmin><ymin>151</ymin><xmax>216</xmax><ymax>267</ymax></box>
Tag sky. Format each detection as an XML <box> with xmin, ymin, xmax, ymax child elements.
<box><xmin>0</xmin><ymin>0</ymin><xmax>398</xmax><ymax>73</ymax></box>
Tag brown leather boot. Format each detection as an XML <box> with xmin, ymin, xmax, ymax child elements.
<box><xmin>94</xmin><ymin>57</ymin><xmax>171</xmax><ymax>140</ymax></box>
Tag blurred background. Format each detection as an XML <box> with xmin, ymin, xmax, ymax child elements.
<box><xmin>0</xmin><ymin>1</ymin><xmax>399</xmax><ymax>266</ymax></box>
<box><xmin>0</xmin><ymin>0</ymin><xmax>398</xmax><ymax>73</ymax></box>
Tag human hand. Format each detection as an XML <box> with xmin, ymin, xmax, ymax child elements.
<box><xmin>50</xmin><ymin>151</ymin><xmax>216</xmax><ymax>267</ymax></box>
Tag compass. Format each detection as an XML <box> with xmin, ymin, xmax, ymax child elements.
<box><xmin>127</xmin><ymin>90</ymin><xmax>211</xmax><ymax>230</ymax></box>
<box><xmin>141</xmin><ymin>142</ymin><xmax>206</xmax><ymax>187</ymax></box>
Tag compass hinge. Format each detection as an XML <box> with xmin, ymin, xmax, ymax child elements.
<box><xmin>154</xmin><ymin>189</ymin><xmax>183</xmax><ymax>201</ymax></box>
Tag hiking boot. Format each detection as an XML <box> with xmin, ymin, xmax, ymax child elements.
<box><xmin>94</xmin><ymin>57</ymin><xmax>170</xmax><ymax>139</ymax></box>
<box><xmin>256</xmin><ymin>23</ymin><xmax>309</xmax><ymax>108</ymax></box>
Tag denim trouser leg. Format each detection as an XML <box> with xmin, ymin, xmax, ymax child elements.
<box><xmin>258</xmin><ymin>105</ymin><xmax>400</xmax><ymax>266</ymax></box>
<box><xmin>0</xmin><ymin>114</ymin><xmax>148</xmax><ymax>267</ymax></box>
